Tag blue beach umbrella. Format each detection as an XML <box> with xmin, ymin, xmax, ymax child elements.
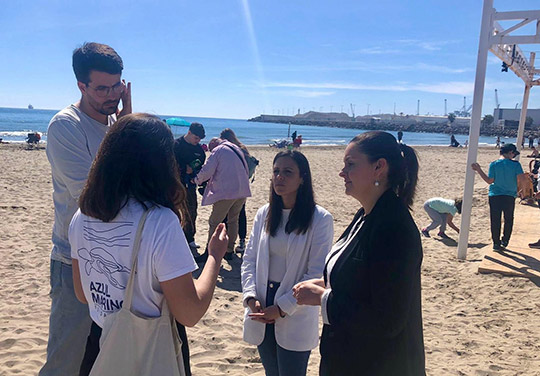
<box><xmin>165</xmin><ymin>117</ymin><xmax>191</xmax><ymax>137</ymax></box>
<box><xmin>166</xmin><ymin>117</ymin><xmax>191</xmax><ymax>127</ymax></box>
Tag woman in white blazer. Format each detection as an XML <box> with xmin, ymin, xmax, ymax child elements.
<box><xmin>241</xmin><ymin>150</ymin><xmax>334</xmax><ymax>376</ymax></box>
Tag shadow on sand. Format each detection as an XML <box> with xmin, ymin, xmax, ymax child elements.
<box><xmin>432</xmin><ymin>236</ymin><xmax>488</xmax><ymax>250</ymax></box>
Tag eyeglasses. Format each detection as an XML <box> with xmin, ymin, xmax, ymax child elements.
<box><xmin>86</xmin><ymin>81</ymin><xmax>125</xmax><ymax>98</ymax></box>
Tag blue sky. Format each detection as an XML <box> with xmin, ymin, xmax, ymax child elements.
<box><xmin>1</xmin><ymin>0</ymin><xmax>540</xmax><ymax>119</ymax></box>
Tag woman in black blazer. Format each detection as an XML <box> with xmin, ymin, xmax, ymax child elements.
<box><xmin>293</xmin><ymin>131</ymin><xmax>425</xmax><ymax>375</ymax></box>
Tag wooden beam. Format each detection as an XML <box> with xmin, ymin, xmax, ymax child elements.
<box><xmin>494</xmin><ymin>10</ymin><xmax>540</xmax><ymax>20</ymax></box>
<box><xmin>492</xmin><ymin>35</ymin><xmax>540</xmax><ymax>45</ymax></box>
<box><xmin>498</xmin><ymin>18</ymin><xmax>535</xmax><ymax>36</ymax></box>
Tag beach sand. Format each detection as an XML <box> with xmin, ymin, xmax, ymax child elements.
<box><xmin>1</xmin><ymin>143</ymin><xmax>539</xmax><ymax>375</ymax></box>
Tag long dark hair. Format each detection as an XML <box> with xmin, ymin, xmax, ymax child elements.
<box><xmin>220</xmin><ymin>128</ymin><xmax>249</xmax><ymax>154</ymax></box>
<box><xmin>350</xmin><ymin>131</ymin><xmax>419</xmax><ymax>208</ymax></box>
<box><xmin>454</xmin><ymin>198</ymin><xmax>463</xmax><ymax>214</ymax></box>
<box><xmin>79</xmin><ymin>113</ymin><xmax>188</xmax><ymax>223</ymax></box>
<box><xmin>265</xmin><ymin>150</ymin><xmax>315</xmax><ymax>236</ymax></box>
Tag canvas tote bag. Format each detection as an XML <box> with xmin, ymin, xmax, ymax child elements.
<box><xmin>89</xmin><ymin>209</ymin><xmax>186</xmax><ymax>376</ymax></box>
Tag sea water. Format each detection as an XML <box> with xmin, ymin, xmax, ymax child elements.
<box><xmin>0</xmin><ymin>107</ymin><xmax>503</xmax><ymax>146</ymax></box>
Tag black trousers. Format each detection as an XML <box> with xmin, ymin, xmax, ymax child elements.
<box><xmin>184</xmin><ymin>186</ymin><xmax>198</xmax><ymax>244</ymax></box>
<box><xmin>489</xmin><ymin>195</ymin><xmax>515</xmax><ymax>246</ymax></box>
<box><xmin>79</xmin><ymin>321</ymin><xmax>192</xmax><ymax>376</ymax></box>
<box><xmin>79</xmin><ymin>321</ymin><xmax>102</xmax><ymax>376</ymax></box>
<box><xmin>223</xmin><ymin>203</ymin><xmax>247</xmax><ymax>240</ymax></box>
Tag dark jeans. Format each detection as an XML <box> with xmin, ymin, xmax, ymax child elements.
<box><xmin>79</xmin><ymin>321</ymin><xmax>192</xmax><ymax>376</ymax></box>
<box><xmin>257</xmin><ymin>282</ymin><xmax>311</xmax><ymax>376</ymax></box>
<box><xmin>176</xmin><ymin>321</ymin><xmax>192</xmax><ymax>376</ymax></box>
<box><xmin>223</xmin><ymin>203</ymin><xmax>247</xmax><ymax>240</ymax></box>
<box><xmin>319</xmin><ymin>357</ymin><xmax>331</xmax><ymax>376</ymax></box>
<box><xmin>184</xmin><ymin>186</ymin><xmax>198</xmax><ymax>244</ymax></box>
<box><xmin>79</xmin><ymin>322</ymin><xmax>102</xmax><ymax>376</ymax></box>
<box><xmin>489</xmin><ymin>195</ymin><xmax>515</xmax><ymax>246</ymax></box>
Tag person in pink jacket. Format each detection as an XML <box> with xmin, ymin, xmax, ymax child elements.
<box><xmin>193</xmin><ymin>138</ymin><xmax>251</xmax><ymax>262</ymax></box>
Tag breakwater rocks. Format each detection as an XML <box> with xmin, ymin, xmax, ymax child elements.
<box><xmin>248</xmin><ymin>115</ymin><xmax>528</xmax><ymax>138</ymax></box>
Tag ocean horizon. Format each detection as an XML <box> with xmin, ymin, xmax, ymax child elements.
<box><xmin>0</xmin><ymin>106</ymin><xmax>507</xmax><ymax>146</ymax></box>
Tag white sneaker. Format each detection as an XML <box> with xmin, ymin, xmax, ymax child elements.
<box><xmin>189</xmin><ymin>241</ymin><xmax>200</xmax><ymax>249</ymax></box>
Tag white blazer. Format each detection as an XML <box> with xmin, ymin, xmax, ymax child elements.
<box><xmin>241</xmin><ymin>204</ymin><xmax>334</xmax><ymax>351</ymax></box>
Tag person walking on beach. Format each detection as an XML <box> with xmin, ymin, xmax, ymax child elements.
<box><xmin>241</xmin><ymin>150</ymin><xmax>334</xmax><ymax>376</ymax></box>
<box><xmin>193</xmin><ymin>137</ymin><xmax>251</xmax><ymax>262</ymax></box>
<box><xmin>174</xmin><ymin>122</ymin><xmax>206</xmax><ymax>251</ymax></box>
<box><xmin>70</xmin><ymin>114</ymin><xmax>228</xmax><ymax>375</ymax></box>
<box><xmin>293</xmin><ymin>131</ymin><xmax>425</xmax><ymax>375</ymax></box>
<box><xmin>472</xmin><ymin>143</ymin><xmax>524</xmax><ymax>251</ymax></box>
<box><xmin>397</xmin><ymin>130</ymin><xmax>403</xmax><ymax>143</ymax></box>
<box><xmin>219</xmin><ymin>128</ymin><xmax>258</xmax><ymax>252</ymax></box>
<box><xmin>421</xmin><ymin>197</ymin><xmax>462</xmax><ymax>239</ymax></box>
<box><xmin>41</xmin><ymin>42</ymin><xmax>131</xmax><ymax>376</ymax></box>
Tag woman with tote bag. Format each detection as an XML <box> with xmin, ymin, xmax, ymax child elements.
<box><xmin>70</xmin><ymin>114</ymin><xmax>228</xmax><ymax>375</ymax></box>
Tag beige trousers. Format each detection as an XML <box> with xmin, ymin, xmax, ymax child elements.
<box><xmin>207</xmin><ymin>198</ymin><xmax>247</xmax><ymax>253</ymax></box>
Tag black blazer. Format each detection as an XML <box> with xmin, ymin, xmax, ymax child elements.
<box><xmin>320</xmin><ymin>190</ymin><xmax>425</xmax><ymax>376</ymax></box>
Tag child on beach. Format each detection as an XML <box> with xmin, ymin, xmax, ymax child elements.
<box><xmin>472</xmin><ymin>143</ymin><xmax>524</xmax><ymax>251</ymax></box>
<box><xmin>421</xmin><ymin>197</ymin><xmax>462</xmax><ymax>239</ymax></box>
<box><xmin>70</xmin><ymin>114</ymin><xmax>228</xmax><ymax>375</ymax></box>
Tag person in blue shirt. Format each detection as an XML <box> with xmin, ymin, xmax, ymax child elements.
<box><xmin>472</xmin><ymin>143</ymin><xmax>524</xmax><ymax>251</ymax></box>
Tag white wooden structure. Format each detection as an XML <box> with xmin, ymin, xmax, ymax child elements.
<box><xmin>458</xmin><ymin>0</ymin><xmax>540</xmax><ymax>260</ymax></box>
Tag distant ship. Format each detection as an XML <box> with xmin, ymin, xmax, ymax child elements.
<box><xmin>28</xmin><ymin>104</ymin><xmax>34</xmax><ymax>109</ymax></box>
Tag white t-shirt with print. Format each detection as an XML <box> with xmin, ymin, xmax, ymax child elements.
<box><xmin>69</xmin><ymin>199</ymin><xmax>198</xmax><ymax>328</ymax></box>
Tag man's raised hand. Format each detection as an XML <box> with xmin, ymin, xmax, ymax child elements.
<box><xmin>118</xmin><ymin>80</ymin><xmax>132</xmax><ymax>118</ymax></box>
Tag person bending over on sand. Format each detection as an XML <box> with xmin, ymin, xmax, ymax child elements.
<box><xmin>42</xmin><ymin>42</ymin><xmax>131</xmax><ymax>376</ymax></box>
<box><xmin>472</xmin><ymin>143</ymin><xmax>524</xmax><ymax>251</ymax></box>
<box><xmin>293</xmin><ymin>131</ymin><xmax>425</xmax><ymax>376</ymax></box>
<box><xmin>70</xmin><ymin>114</ymin><xmax>228</xmax><ymax>375</ymax></box>
<box><xmin>192</xmin><ymin>137</ymin><xmax>252</xmax><ymax>262</ymax></box>
<box><xmin>450</xmin><ymin>134</ymin><xmax>460</xmax><ymax>147</ymax></box>
<box><xmin>241</xmin><ymin>150</ymin><xmax>334</xmax><ymax>376</ymax></box>
<box><xmin>421</xmin><ymin>197</ymin><xmax>462</xmax><ymax>239</ymax></box>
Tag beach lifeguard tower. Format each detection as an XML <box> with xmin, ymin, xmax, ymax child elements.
<box><xmin>459</xmin><ymin>0</ymin><xmax>540</xmax><ymax>273</ymax></box>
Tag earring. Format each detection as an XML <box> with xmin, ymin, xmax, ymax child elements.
<box><xmin>374</xmin><ymin>181</ymin><xmax>380</xmax><ymax>187</ymax></box>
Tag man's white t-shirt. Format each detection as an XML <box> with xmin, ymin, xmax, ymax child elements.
<box><xmin>69</xmin><ymin>199</ymin><xmax>198</xmax><ymax>328</ymax></box>
<box><xmin>47</xmin><ymin>104</ymin><xmax>115</xmax><ymax>264</ymax></box>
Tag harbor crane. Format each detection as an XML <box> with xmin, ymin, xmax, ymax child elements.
<box><xmin>350</xmin><ymin>103</ymin><xmax>355</xmax><ymax>119</ymax></box>
<box><xmin>454</xmin><ymin>96</ymin><xmax>473</xmax><ymax>117</ymax></box>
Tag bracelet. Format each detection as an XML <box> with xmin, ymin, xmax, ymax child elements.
<box><xmin>277</xmin><ymin>305</ymin><xmax>286</xmax><ymax>318</ymax></box>
<box><xmin>246</xmin><ymin>297</ymin><xmax>255</xmax><ymax>305</ymax></box>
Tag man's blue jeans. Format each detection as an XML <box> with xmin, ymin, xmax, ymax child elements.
<box><xmin>39</xmin><ymin>259</ymin><xmax>92</xmax><ymax>376</ymax></box>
